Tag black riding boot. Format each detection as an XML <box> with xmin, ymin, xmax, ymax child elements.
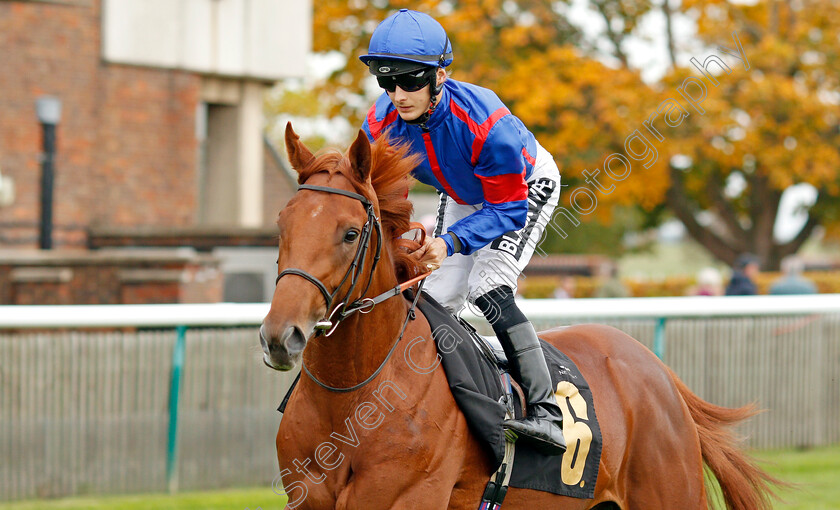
<box><xmin>500</xmin><ymin>321</ymin><xmax>566</xmax><ymax>455</ymax></box>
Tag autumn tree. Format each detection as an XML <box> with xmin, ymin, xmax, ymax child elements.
<box><xmin>577</xmin><ymin>0</ymin><xmax>840</xmax><ymax>269</ymax></box>
<box><xmin>667</xmin><ymin>1</ymin><xmax>840</xmax><ymax>268</ymax></box>
<box><xmin>267</xmin><ymin>1</ymin><xmax>654</xmax><ymax>256</ymax></box>
<box><xmin>268</xmin><ymin>0</ymin><xmax>840</xmax><ymax>269</ymax></box>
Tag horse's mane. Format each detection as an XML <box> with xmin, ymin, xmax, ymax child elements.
<box><xmin>296</xmin><ymin>135</ymin><xmax>426</xmax><ymax>283</ymax></box>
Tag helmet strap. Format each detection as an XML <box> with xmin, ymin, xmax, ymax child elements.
<box><xmin>405</xmin><ymin>71</ymin><xmax>441</xmax><ymax>130</ymax></box>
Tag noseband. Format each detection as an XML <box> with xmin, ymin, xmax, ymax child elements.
<box><xmin>275</xmin><ymin>184</ymin><xmax>383</xmax><ymax>336</ymax></box>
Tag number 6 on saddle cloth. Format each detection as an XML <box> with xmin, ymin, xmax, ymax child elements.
<box><xmin>413</xmin><ymin>292</ymin><xmax>603</xmax><ymax>499</ymax></box>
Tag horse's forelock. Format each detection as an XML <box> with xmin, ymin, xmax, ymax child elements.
<box><xmin>296</xmin><ymin>150</ymin><xmax>343</xmax><ymax>185</ymax></box>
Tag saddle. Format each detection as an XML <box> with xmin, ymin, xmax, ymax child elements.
<box><xmin>415</xmin><ymin>291</ymin><xmax>602</xmax><ymax>500</ymax></box>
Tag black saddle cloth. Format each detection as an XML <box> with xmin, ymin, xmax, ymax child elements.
<box><xmin>416</xmin><ymin>291</ymin><xmax>602</xmax><ymax>499</ymax></box>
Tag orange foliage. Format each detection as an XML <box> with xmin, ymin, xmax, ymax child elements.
<box><xmin>275</xmin><ymin>0</ymin><xmax>840</xmax><ymax>268</ymax></box>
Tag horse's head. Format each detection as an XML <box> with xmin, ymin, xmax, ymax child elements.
<box><xmin>261</xmin><ymin>122</ymin><xmax>427</xmax><ymax>372</ymax></box>
<box><xmin>259</xmin><ymin>123</ymin><xmax>381</xmax><ymax>370</ymax></box>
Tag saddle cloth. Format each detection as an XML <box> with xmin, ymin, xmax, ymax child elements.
<box><xmin>416</xmin><ymin>291</ymin><xmax>602</xmax><ymax>499</ymax></box>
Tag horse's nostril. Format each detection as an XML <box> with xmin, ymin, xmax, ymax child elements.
<box><xmin>284</xmin><ymin>326</ymin><xmax>307</xmax><ymax>355</ymax></box>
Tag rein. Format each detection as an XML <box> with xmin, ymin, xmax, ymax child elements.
<box><xmin>275</xmin><ymin>182</ymin><xmax>431</xmax><ymax>392</ymax></box>
<box><xmin>302</xmin><ymin>281</ymin><xmax>426</xmax><ymax>393</ymax></box>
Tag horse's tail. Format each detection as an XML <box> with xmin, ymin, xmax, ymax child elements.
<box><xmin>668</xmin><ymin>367</ymin><xmax>781</xmax><ymax>510</ymax></box>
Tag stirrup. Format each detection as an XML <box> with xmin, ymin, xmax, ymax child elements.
<box><xmin>502</xmin><ymin>416</ymin><xmax>566</xmax><ymax>455</ymax></box>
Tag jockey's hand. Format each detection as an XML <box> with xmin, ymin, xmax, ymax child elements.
<box><xmin>414</xmin><ymin>236</ymin><xmax>448</xmax><ymax>272</ymax></box>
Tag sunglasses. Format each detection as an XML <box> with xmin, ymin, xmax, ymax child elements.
<box><xmin>376</xmin><ymin>69</ymin><xmax>434</xmax><ymax>93</ymax></box>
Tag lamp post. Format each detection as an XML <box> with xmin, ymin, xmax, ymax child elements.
<box><xmin>36</xmin><ymin>96</ymin><xmax>61</xmax><ymax>250</ymax></box>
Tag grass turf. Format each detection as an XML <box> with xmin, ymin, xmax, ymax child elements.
<box><xmin>1</xmin><ymin>445</ymin><xmax>837</xmax><ymax>509</ymax></box>
<box><xmin>753</xmin><ymin>445</ymin><xmax>840</xmax><ymax>510</ymax></box>
<box><xmin>0</xmin><ymin>488</ymin><xmax>288</xmax><ymax>510</ymax></box>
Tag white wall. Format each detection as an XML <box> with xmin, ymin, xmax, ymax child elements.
<box><xmin>102</xmin><ymin>0</ymin><xmax>311</xmax><ymax>80</ymax></box>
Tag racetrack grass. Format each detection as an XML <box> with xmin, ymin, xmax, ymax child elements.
<box><xmin>703</xmin><ymin>445</ymin><xmax>840</xmax><ymax>510</ymax></box>
<box><xmin>1</xmin><ymin>445</ymin><xmax>837</xmax><ymax>509</ymax></box>
<box><xmin>751</xmin><ymin>445</ymin><xmax>840</xmax><ymax>510</ymax></box>
<box><xmin>0</xmin><ymin>488</ymin><xmax>288</xmax><ymax>510</ymax></box>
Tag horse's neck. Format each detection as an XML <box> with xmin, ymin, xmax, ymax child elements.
<box><xmin>302</xmin><ymin>270</ymin><xmax>409</xmax><ymax>389</ymax></box>
<box><xmin>284</xmin><ymin>307</ymin><xmax>488</xmax><ymax>498</ymax></box>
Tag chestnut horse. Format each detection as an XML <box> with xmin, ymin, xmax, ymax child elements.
<box><xmin>260</xmin><ymin>123</ymin><xmax>778</xmax><ymax>510</ymax></box>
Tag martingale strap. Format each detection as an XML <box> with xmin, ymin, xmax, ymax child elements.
<box><xmin>341</xmin><ymin>270</ymin><xmax>431</xmax><ymax>315</ymax></box>
<box><xmin>302</xmin><ymin>276</ymin><xmax>428</xmax><ymax>393</ymax></box>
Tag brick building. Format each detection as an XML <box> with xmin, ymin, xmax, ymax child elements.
<box><xmin>0</xmin><ymin>0</ymin><xmax>310</xmax><ymax>304</ymax></box>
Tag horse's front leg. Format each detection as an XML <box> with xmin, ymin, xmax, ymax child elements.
<box><xmin>335</xmin><ymin>420</ymin><xmax>492</xmax><ymax>509</ymax></box>
<box><xmin>335</xmin><ymin>462</ymin><xmax>460</xmax><ymax>510</ymax></box>
<box><xmin>333</xmin><ymin>419</ymin><xmax>471</xmax><ymax>509</ymax></box>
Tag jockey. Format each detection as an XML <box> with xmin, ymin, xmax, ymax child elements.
<box><xmin>360</xmin><ymin>9</ymin><xmax>566</xmax><ymax>456</ymax></box>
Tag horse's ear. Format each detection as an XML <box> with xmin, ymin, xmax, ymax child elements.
<box><xmin>284</xmin><ymin>122</ymin><xmax>314</xmax><ymax>173</ymax></box>
<box><xmin>348</xmin><ymin>129</ymin><xmax>372</xmax><ymax>183</ymax></box>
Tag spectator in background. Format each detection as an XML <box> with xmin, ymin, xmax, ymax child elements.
<box><xmin>594</xmin><ymin>263</ymin><xmax>629</xmax><ymax>298</ymax></box>
<box><xmin>553</xmin><ymin>276</ymin><xmax>577</xmax><ymax>299</ymax></box>
<box><xmin>725</xmin><ymin>254</ymin><xmax>760</xmax><ymax>296</ymax></box>
<box><xmin>692</xmin><ymin>267</ymin><xmax>724</xmax><ymax>296</ymax></box>
<box><xmin>769</xmin><ymin>256</ymin><xmax>817</xmax><ymax>295</ymax></box>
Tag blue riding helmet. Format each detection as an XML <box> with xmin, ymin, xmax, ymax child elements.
<box><xmin>360</xmin><ymin>9</ymin><xmax>453</xmax><ymax>74</ymax></box>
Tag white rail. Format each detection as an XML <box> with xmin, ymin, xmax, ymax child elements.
<box><xmin>1</xmin><ymin>294</ymin><xmax>839</xmax><ymax>329</ymax></box>
<box><xmin>0</xmin><ymin>302</ymin><xmax>267</xmax><ymax>329</ymax></box>
<box><xmin>509</xmin><ymin>293</ymin><xmax>840</xmax><ymax>320</ymax></box>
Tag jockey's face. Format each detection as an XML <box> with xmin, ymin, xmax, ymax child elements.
<box><xmin>386</xmin><ymin>68</ymin><xmax>446</xmax><ymax>121</ymax></box>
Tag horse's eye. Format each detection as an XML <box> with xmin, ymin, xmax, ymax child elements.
<box><xmin>344</xmin><ymin>229</ymin><xmax>360</xmax><ymax>243</ymax></box>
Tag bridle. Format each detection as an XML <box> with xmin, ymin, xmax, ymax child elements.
<box><xmin>275</xmin><ymin>183</ymin><xmax>428</xmax><ymax>337</ymax></box>
<box><xmin>273</xmin><ymin>182</ymin><xmax>431</xmax><ymax>393</ymax></box>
